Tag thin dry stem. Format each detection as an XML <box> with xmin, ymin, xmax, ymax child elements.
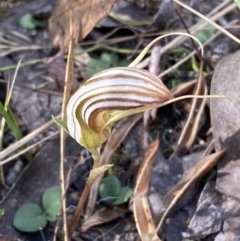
<box><xmin>0</xmin><ymin>131</ymin><xmax>59</xmax><ymax>166</ymax></box>
<box><xmin>0</xmin><ymin>79</ymin><xmax>62</xmax><ymax>96</ymax></box>
<box><xmin>173</xmin><ymin>0</ymin><xmax>240</xmax><ymax>44</ymax></box>
<box><xmin>159</xmin><ymin>19</ymin><xmax>238</xmax><ymax>78</ymax></box>
<box><xmin>0</xmin><ymin>117</ymin><xmax>59</xmax><ymax>161</ymax></box>
<box><xmin>136</xmin><ymin>0</ymin><xmax>236</xmax><ymax>68</ymax></box>
<box><xmin>68</xmin><ymin>176</ymin><xmax>92</xmax><ymax>237</ymax></box>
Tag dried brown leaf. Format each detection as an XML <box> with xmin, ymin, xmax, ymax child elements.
<box><xmin>157</xmin><ymin>149</ymin><xmax>226</xmax><ymax>231</ymax></box>
<box><xmin>171</xmin><ymin>61</ymin><xmax>207</xmax><ymax>157</ymax></box>
<box><xmin>49</xmin><ymin>0</ymin><xmax>116</xmax><ymax>49</ymax></box>
<box><xmin>133</xmin><ymin>139</ymin><xmax>161</xmax><ymax>241</ymax></box>
<box><xmin>171</xmin><ymin>79</ymin><xmax>198</xmax><ymax>98</ymax></box>
<box><xmin>81</xmin><ymin>205</ymin><xmax>128</xmax><ymax>232</ymax></box>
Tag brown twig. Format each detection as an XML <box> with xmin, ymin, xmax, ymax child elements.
<box><xmin>170</xmin><ymin>0</ymin><xmax>203</xmax><ymax>60</ymax></box>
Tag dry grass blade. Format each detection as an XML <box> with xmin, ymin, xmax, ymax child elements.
<box><xmin>173</xmin><ymin>0</ymin><xmax>240</xmax><ymax>45</ymax></box>
<box><xmin>143</xmin><ymin>44</ymin><xmax>161</xmax><ymax>148</ymax></box>
<box><xmin>100</xmin><ymin>114</ymin><xmax>142</xmax><ymax>166</ymax></box>
<box><xmin>49</xmin><ymin>0</ymin><xmax>116</xmax><ymax>49</ymax></box>
<box><xmin>0</xmin><ymin>32</ymin><xmax>42</xmax><ymax>56</ymax></box>
<box><xmin>0</xmin><ymin>131</ymin><xmax>59</xmax><ymax>166</ymax></box>
<box><xmin>133</xmin><ymin>139</ymin><xmax>161</xmax><ymax>241</ymax></box>
<box><xmin>157</xmin><ymin>149</ymin><xmax>226</xmax><ymax>232</ymax></box>
<box><xmin>85</xmin><ymin>114</ymin><xmax>142</xmax><ymax>218</ymax></box>
<box><xmin>0</xmin><ymin>78</ymin><xmax>62</xmax><ymax>96</ymax></box>
<box><xmin>171</xmin><ymin>61</ymin><xmax>206</xmax><ymax>157</ymax></box>
<box><xmin>0</xmin><ymin>117</ymin><xmax>58</xmax><ymax>161</ymax></box>
<box><xmin>171</xmin><ymin>79</ymin><xmax>197</xmax><ymax>98</ymax></box>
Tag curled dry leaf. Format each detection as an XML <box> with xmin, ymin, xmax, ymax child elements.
<box><xmin>49</xmin><ymin>0</ymin><xmax>116</xmax><ymax>49</ymax></box>
<box><xmin>156</xmin><ymin>149</ymin><xmax>226</xmax><ymax>232</ymax></box>
<box><xmin>133</xmin><ymin>139</ymin><xmax>161</xmax><ymax>241</ymax></box>
<box><xmin>81</xmin><ymin>205</ymin><xmax>128</xmax><ymax>232</ymax></box>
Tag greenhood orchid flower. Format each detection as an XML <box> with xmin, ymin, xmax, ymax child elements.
<box><xmin>53</xmin><ymin>32</ymin><xmax>204</xmax><ymax>155</ymax></box>
<box><xmin>66</xmin><ymin>67</ymin><xmax>174</xmax><ymax>150</ymax></box>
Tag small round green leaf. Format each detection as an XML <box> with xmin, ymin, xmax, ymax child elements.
<box><xmin>13</xmin><ymin>203</ymin><xmax>47</xmax><ymax>232</ymax></box>
<box><xmin>42</xmin><ymin>186</ymin><xmax>60</xmax><ymax>222</ymax></box>
<box><xmin>113</xmin><ymin>186</ymin><xmax>132</xmax><ymax>205</ymax></box>
<box><xmin>99</xmin><ymin>175</ymin><xmax>121</xmax><ymax>203</ymax></box>
<box><xmin>86</xmin><ymin>59</ymin><xmax>109</xmax><ymax>78</ymax></box>
<box><xmin>194</xmin><ymin>27</ymin><xmax>214</xmax><ymax>44</ymax></box>
<box><xmin>19</xmin><ymin>13</ymin><xmax>37</xmax><ymax>30</ymax></box>
<box><xmin>100</xmin><ymin>53</ymin><xmax>119</xmax><ymax>66</ymax></box>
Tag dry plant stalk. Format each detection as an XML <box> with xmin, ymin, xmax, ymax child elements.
<box><xmin>59</xmin><ymin>18</ymin><xmax>75</xmax><ymax>241</ymax></box>
<box><xmin>171</xmin><ymin>60</ymin><xmax>207</xmax><ymax>157</ymax></box>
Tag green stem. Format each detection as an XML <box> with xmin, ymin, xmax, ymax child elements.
<box><xmin>0</xmin><ymin>119</ymin><xmax>5</xmax><ymax>185</ymax></box>
<box><xmin>102</xmin><ymin>45</ymin><xmax>150</xmax><ymax>54</ymax></box>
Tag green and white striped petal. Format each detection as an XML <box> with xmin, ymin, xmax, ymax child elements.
<box><xmin>67</xmin><ymin>67</ymin><xmax>173</xmax><ymax>149</ymax></box>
